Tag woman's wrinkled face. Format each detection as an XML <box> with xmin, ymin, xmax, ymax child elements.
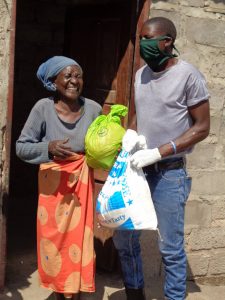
<box><xmin>54</xmin><ymin>65</ymin><xmax>83</xmax><ymax>101</ymax></box>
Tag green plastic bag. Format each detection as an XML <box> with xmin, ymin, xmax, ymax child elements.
<box><xmin>85</xmin><ymin>104</ymin><xmax>128</xmax><ymax>170</ymax></box>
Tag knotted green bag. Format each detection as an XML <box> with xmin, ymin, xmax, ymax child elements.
<box><xmin>85</xmin><ymin>104</ymin><xmax>128</xmax><ymax>170</ymax></box>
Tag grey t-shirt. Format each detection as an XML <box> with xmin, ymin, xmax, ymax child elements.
<box><xmin>16</xmin><ymin>96</ymin><xmax>102</xmax><ymax>164</ymax></box>
<box><xmin>134</xmin><ymin>59</ymin><xmax>210</xmax><ymax>154</ymax></box>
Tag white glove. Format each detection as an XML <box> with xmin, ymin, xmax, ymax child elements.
<box><xmin>130</xmin><ymin>148</ymin><xmax>162</xmax><ymax>169</ymax></box>
<box><xmin>122</xmin><ymin>129</ymin><xmax>139</xmax><ymax>152</ymax></box>
<box><xmin>137</xmin><ymin>135</ymin><xmax>148</xmax><ymax>150</ymax></box>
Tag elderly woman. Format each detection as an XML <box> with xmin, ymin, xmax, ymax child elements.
<box><xmin>16</xmin><ymin>56</ymin><xmax>102</xmax><ymax>300</ymax></box>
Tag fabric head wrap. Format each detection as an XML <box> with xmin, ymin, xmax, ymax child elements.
<box><xmin>36</xmin><ymin>56</ymin><xmax>81</xmax><ymax>92</ymax></box>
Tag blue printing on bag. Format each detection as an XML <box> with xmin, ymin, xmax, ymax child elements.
<box><xmin>96</xmin><ymin>150</ymin><xmax>129</xmax><ymax>214</ymax></box>
<box><xmin>96</xmin><ymin>187</ymin><xmax>127</xmax><ymax>214</ymax></box>
<box><xmin>96</xmin><ymin>200</ymin><xmax>101</xmax><ymax>213</ymax></box>
<box><xmin>96</xmin><ymin>150</ymin><xmax>135</xmax><ymax>229</ymax></box>
<box><xmin>109</xmin><ymin>150</ymin><xmax>129</xmax><ymax>178</ymax></box>
<box><xmin>107</xmin><ymin>191</ymin><xmax>126</xmax><ymax>210</ymax></box>
<box><xmin>118</xmin><ymin>217</ymin><xmax>135</xmax><ymax>230</ymax></box>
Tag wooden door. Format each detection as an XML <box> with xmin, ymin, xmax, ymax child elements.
<box><xmin>64</xmin><ymin>0</ymin><xmax>150</xmax><ymax>271</ymax></box>
<box><xmin>64</xmin><ymin>1</ymin><xmax>133</xmax><ymax>110</ymax></box>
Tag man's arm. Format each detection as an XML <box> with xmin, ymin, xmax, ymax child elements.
<box><xmin>159</xmin><ymin>100</ymin><xmax>210</xmax><ymax>157</ymax></box>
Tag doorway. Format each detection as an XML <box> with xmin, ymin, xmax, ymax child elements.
<box><xmin>64</xmin><ymin>0</ymin><xmax>140</xmax><ymax>271</ymax></box>
<box><xmin>6</xmin><ymin>0</ymin><xmax>150</xmax><ymax>294</ymax></box>
<box><xmin>64</xmin><ymin>1</ymin><xmax>133</xmax><ymax>109</ymax></box>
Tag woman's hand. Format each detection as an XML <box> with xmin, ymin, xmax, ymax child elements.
<box><xmin>48</xmin><ymin>138</ymin><xmax>75</xmax><ymax>159</ymax></box>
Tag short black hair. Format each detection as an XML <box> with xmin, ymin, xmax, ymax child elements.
<box><xmin>144</xmin><ymin>17</ymin><xmax>177</xmax><ymax>41</ymax></box>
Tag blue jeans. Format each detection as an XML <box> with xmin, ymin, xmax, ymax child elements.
<box><xmin>113</xmin><ymin>161</ymin><xmax>192</xmax><ymax>300</ymax></box>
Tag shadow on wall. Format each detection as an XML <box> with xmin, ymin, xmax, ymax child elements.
<box><xmin>140</xmin><ymin>230</ymin><xmax>201</xmax><ymax>299</ymax></box>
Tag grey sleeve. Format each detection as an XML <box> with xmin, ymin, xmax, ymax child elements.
<box><xmin>186</xmin><ymin>72</ymin><xmax>210</xmax><ymax>107</ymax></box>
<box><xmin>16</xmin><ymin>103</ymin><xmax>51</xmax><ymax>164</ymax></box>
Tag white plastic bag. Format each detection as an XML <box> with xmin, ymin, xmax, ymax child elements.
<box><xmin>96</xmin><ymin>149</ymin><xmax>158</xmax><ymax>230</ymax></box>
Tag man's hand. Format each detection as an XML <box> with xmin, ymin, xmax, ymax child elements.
<box><xmin>48</xmin><ymin>138</ymin><xmax>75</xmax><ymax>159</ymax></box>
<box><xmin>137</xmin><ymin>135</ymin><xmax>148</xmax><ymax>150</ymax></box>
<box><xmin>130</xmin><ymin>148</ymin><xmax>162</xmax><ymax>169</ymax></box>
<box><xmin>122</xmin><ymin>129</ymin><xmax>139</xmax><ymax>152</ymax></box>
<box><xmin>122</xmin><ymin>129</ymin><xmax>148</xmax><ymax>153</ymax></box>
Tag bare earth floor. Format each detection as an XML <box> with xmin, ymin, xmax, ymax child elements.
<box><xmin>1</xmin><ymin>248</ymin><xmax>225</xmax><ymax>300</ymax></box>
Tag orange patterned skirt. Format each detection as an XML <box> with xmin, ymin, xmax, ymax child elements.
<box><xmin>37</xmin><ymin>154</ymin><xmax>95</xmax><ymax>293</ymax></box>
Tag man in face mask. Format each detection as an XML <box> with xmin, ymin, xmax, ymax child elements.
<box><xmin>139</xmin><ymin>17</ymin><xmax>178</xmax><ymax>72</ymax></box>
<box><xmin>113</xmin><ymin>17</ymin><xmax>210</xmax><ymax>300</ymax></box>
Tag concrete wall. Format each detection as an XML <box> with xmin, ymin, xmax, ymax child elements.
<box><xmin>141</xmin><ymin>0</ymin><xmax>225</xmax><ymax>283</ymax></box>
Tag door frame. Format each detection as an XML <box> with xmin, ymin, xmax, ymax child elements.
<box><xmin>128</xmin><ymin>0</ymin><xmax>151</xmax><ymax>125</ymax></box>
<box><xmin>0</xmin><ymin>0</ymin><xmax>17</xmax><ymax>290</ymax></box>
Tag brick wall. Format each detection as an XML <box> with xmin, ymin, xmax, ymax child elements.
<box><xmin>141</xmin><ymin>0</ymin><xmax>225</xmax><ymax>282</ymax></box>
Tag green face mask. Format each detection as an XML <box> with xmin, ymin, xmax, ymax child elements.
<box><xmin>140</xmin><ymin>35</ymin><xmax>178</xmax><ymax>69</ymax></box>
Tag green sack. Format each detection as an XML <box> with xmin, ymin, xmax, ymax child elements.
<box><xmin>85</xmin><ymin>104</ymin><xmax>128</xmax><ymax>170</ymax></box>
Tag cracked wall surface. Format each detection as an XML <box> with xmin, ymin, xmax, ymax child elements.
<box><xmin>141</xmin><ymin>0</ymin><xmax>225</xmax><ymax>282</ymax></box>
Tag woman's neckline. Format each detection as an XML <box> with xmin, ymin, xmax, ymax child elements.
<box><xmin>50</xmin><ymin>96</ymin><xmax>85</xmax><ymax>127</ymax></box>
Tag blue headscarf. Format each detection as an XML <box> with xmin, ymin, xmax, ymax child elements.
<box><xmin>36</xmin><ymin>56</ymin><xmax>81</xmax><ymax>92</ymax></box>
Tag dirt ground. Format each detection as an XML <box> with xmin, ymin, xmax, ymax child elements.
<box><xmin>1</xmin><ymin>245</ymin><xmax>225</xmax><ymax>300</ymax></box>
<box><xmin>1</xmin><ymin>218</ymin><xmax>225</xmax><ymax>300</ymax></box>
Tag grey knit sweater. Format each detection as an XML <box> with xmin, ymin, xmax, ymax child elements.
<box><xmin>16</xmin><ymin>97</ymin><xmax>102</xmax><ymax>164</ymax></box>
